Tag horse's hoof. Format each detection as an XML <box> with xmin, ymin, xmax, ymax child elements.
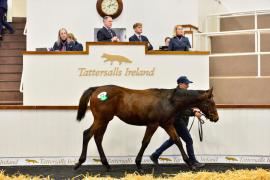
<box><xmin>74</xmin><ymin>162</ymin><xmax>82</xmax><ymax>170</ymax></box>
<box><xmin>190</xmin><ymin>164</ymin><xmax>197</xmax><ymax>171</ymax></box>
<box><xmin>106</xmin><ymin>166</ymin><xmax>111</xmax><ymax>172</ymax></box>
<box><xmin>137</xmin><ymin>168</ymin><xmax>145</xmax><ymax>174</ymax></box>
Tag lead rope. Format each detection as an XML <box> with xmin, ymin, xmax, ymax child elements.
<box><xmin>189</xmin><ymin>116</ymin><xmax>205</xmax><ymax>142</ymax></box>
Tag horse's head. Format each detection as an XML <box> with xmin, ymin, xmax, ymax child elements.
<box><xmin>197</xmin><ymin>88</ymin><xmax>219</xmax><ymax>122</ymax></box>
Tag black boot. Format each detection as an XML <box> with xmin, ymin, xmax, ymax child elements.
<box><xmin>191</xmin><ymin>160</ymin><xmax>205</xmax><ymax>168</ymax></box>
<box><xmin>150</xmin><ymin>154</ymin><xmax>159</xmax><ymax>165</ymax></box>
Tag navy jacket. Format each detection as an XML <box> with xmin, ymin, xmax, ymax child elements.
<box><xmin>52</xmin><ymin>41</ymin><xmax>75</xmax><ymax>51</ymax></box>
<box><xmin>0</xmin><ymin>0</ymin><xmax>8</xmax><ymax>10</ymax></box>
<box><xmin>74</xmin><ymin>41</ymin><xmax>83</xmax><ymax>51</ymax></box>
<box><xmin>168</xmin><ymin>36</ymin><xmax>191</xmax><ymax>51</ymax></box>
<box><xmin>173</xmin><ymin>87</ymin><xmax>195</xmax><ymax>127</ymax></box>
<box><xmin>97</xmin><ymin>27</ymin><xmax>117</xmax><ymax>42</ymax></box>
<box><xmin>129</xmin><ymin>34</ymin><xmax>153</xmax><ymax>50</ymax></box>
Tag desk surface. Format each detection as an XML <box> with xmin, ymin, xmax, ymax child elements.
<box><xmin>23</xmin><ymin>42</ymin><xmax>209</xmax><ymax>55</ymax></box>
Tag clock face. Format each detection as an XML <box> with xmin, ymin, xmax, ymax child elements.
<box><xmin>101</xmin><ymin>0</ymin><xmax>119</xmax><ymax>15</ymax></box>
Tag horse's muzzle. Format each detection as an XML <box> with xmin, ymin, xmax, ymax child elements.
<box><xmin>210</xmin><ymin>114</ymin><xmax>219</xmax><ymax>122</ymax></box>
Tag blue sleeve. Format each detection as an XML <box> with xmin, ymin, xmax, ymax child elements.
<box><xmin>97</xmin><ymin>30</ymin><xmax>103</xmax><ymax>41</ymax></box>
<box><xmin>97</xmin><ymin>30</ymin><xmax>111</xmax><ymax>42</ymax></box>
<box><xmin>168</xmin><ymin>39</ymin><xmax>173</xmax><ymax>51</ymax></box>
<box><xmin>77</xmin><ymin>43</ymin><xmax>83</xmax><ymax>51</ymax></box>
<box><xmin>52</xmin><ymin>42</ymin><xmax>59</xmax><ymax>51</ymax></box>
<box><xmin>129</xmin><ymin>36</ymin><xmax>134</xmax><ymax>42</ymax></box>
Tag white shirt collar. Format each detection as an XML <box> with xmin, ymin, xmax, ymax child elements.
<box><xmin>135</xmin><ymin>33</ymin><xmax>142</xmax><ymax>37</ymax></box>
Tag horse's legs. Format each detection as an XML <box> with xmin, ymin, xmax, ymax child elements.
<box><xmin>74</xmin><ymin>125</ymin><xmax>93</xmax><ymax>170</ymax></box>
<box><xmin>93</xmin><ymin>122</ymin><xmax>110</xmax><ymax>171</ymax></box>
<box><xmin>135</xmin><ymin>124</ymin><xmax>159</xmax><ymax>171</ymax></box>
<box><xmin>162</xmin><ymin>124</ymin><xmax>189</xmax><ymax>164</ymax></box>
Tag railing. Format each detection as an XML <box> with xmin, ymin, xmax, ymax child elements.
<box><xmin>205</xmin><ymin>9</ymin><xmax>270</xmax><ymax>32</ymax></box>
<box><xmin>195</xmin><ymin>9</ymin><xmax>270</xmax><ymax>77</ymax></box>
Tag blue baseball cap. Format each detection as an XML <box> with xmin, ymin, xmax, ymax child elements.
<box><xmin>177</xmin><ymin>76</ymin><xmax>193</xmax><ymax>84</ymax></box>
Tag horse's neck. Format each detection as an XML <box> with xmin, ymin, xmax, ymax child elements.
<box><xmin>172</xmin><ymin>89</ymin><xmax>205</xmax><ymax>109</ymax></box>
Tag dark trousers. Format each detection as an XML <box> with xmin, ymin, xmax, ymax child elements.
<box><xmin>152</xmin><ymin>123</ymin><xmax>197</xmax><ymax>162</ymax></box>
<box><xmin>0</xmin><ymin>7</ymin><xmax>14</xmax><ymax>34</ymax></box>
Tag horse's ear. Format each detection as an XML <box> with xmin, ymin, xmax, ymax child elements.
<box><xmin>207</xmin><ymin>87</ymin><xmax>213</xmax><ymax>98</ymax></box>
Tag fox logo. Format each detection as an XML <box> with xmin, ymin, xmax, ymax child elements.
<box><xmin>92</xmin><ymin>158</ymin><xmax>101</xmax><ymax>163</ymax></box>
<box><xmin>225</xmin><ymin>156</ymin><xmax>238</xmax><ymax>161</ymax></box>
<box><xmin>101</xmin><ymin>53</ymin><xmax>132</xmax><ymax>65</ymax></box>
<box><xmin>25</xmin><ymin>159</ymin><xmax>39</xmax><ymax>164</ymax></box>
<box><xmin>158</xmin><ymin>157</ymin><xmax>172</xmax><ymax>162</ymax></box>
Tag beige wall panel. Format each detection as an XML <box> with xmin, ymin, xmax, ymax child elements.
<box><xmin>220</xmin><ymin>16</ymin><xmax>254</xmax><ymax>31</ymax></box>
<box><xmin>210</xmin><ymin>55</ymin><xmax>257</xmax><ymax>76</ymax></box>
<box><xmin>210</xmin><ymin>77</ymin><xmax>270</xmax><ymax>104</ymax></box>
<box><xmin>211</xmin><ymin>35</ymin><xmax>255</xmax><ymax>53</ymax></box>
<box><xmin>260</xmin><ymin>33</ymin><xmax>270</xmax><ymax>52</ymax></box>
<box><xmin>258</xmin><ymin>14</ymin><xmax>270</xmax><ymax>29</ymax></box>
<box><xmin>261</xmin><ymin>55</ymin><xmax>270</xmax><ymax>76</ymax></box>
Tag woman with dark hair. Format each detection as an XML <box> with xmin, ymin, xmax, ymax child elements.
<box><xmin>52</xmin><ymin>28</ymin><xmax>75</xmax><ymax>51</ymax></box>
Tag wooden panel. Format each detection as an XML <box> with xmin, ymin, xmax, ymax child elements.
<box><xmin>261</xmin><ymin>55</ymin><xmax>270</xmax><ymax>76</ymax></box>
<box><xmin>23</xmin><ymin>42</ymin><xmax>210</xmax><ymax>55</ymax></box>
<box><xmin>0</xmin><ymin>65</ymin><xmax>23</xmax><ymax>73</ymax></box>
<box><xmin>0</xmin><ymin>81</ymin><xmax>20</xmax><ymax>90</ymax></box>
<box><xmin>258</xmin><ymin>14</ymin><xmax>270</xmax><ymax>29</ymax></box>
<box><xmin>0</xmin><ymin>105</ymin><xmax>270</xmax><ymax>110</ymax></box>
<box><xmin>0</xmin><ymin>73</ymin><xmax>22</xmax><ymax>81</ymax></box>
<box><xmin>260</xmin><ymin>33</ymin><xmax>270</xmax><ymax>52</ymax></box>
<box><xmin>12</xmin><ymin>17</ymin><xmax>26</xmax><ymax>23</ymax></box>
<box><xmin>220</xmin><ymin>16</ymin><xmax>254</xmax><ymax>31</ymax></box>
<box><xmin>0</xmin><ymin>105</ymin><xmax>78</xmax><ymax>110</ymax></box>
<box><xmin>210</xmin><ymin>55</ymin><xmax>257</xmax><ymax>76</ymax></box>
<box><xmin>0</xmin><ymin>91</ymin><xmax>22</xmax><ymax>101</ymax></box>
<box><xmin>0</xmin><ymin>42</ymin><xmax>26</xmax><ymax>50</ymax></box>
<box><xmin>0</xmin><ymin>50</ymin><xmax>24</xmax><ymax>57</ymax></box>
<box><xmin>211</xmin><ymin>34</ymin><xmax>255</xmax><ymax>53</ymax></box>
<box><xmin>0</xmin><ymin>57</ymin><xmax>22</xmax><ymax>64</ymax></box>
<box><xmin>0</xmin><ymin>104</ymin><xmax>270</xmax><ymax>110</ymax></box>
<box><xmin>2</xmin><ymin>35</ymin><xmax>26</xmax><ymax>42</ymax></box>
<box><xmin>210</xmin><ymin>77</ymin><xmax>270</xmax><ymax>104</ymax></box>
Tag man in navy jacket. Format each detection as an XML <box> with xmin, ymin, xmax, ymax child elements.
<box><xmin>129</xmin><ymin>23</ymin><xmax>153</xmax><ymax>50</ymax></box>
<box><xmin>97</xmin><ymin>16</ymin><xmax>119</xmax><ymax>42</ymax></box>
<box><xmin>0</xmin><ymin>0</ymin><xmax>14</xmax><ymax>40</ymax></box>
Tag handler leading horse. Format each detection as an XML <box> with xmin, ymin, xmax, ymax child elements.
<box><xmin>74</xmin><ymin>85</ymin><xmax>219</xmax><ymax>171</ymax></box>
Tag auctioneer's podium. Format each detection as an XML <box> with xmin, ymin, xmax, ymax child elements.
<box><xmin>22</xmin><ymin>42</ymin><xmax>210</xmax><ymax>105</ymax></box>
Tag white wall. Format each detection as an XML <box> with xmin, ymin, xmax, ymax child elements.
<box><xmin>26</xmin><ymin>0</ymin><xmax>199</xmax><ymax>50</ymax></box>
<box><xmin>12</xmin><ymin>0</ymin><xmax>27</xmax><ymax>17</ymax></box>
<box><xmin>198</xmin><ymin>0</ymin><xmax>270</xmax><ymax>32</ymax></box>
<box><xmin>198</xmin><ymin>0</ymin><xmax>226</xmax><ymax>32</ymax></box>
<box><xmin>0</xmin><ymin>109</ymin><xmax>269</xmax><ymax>158</ymax></box>
<box><xmin>221</xmin><ymin>0</ymin><xmax>270</xmax><ymax>12</ymax></box>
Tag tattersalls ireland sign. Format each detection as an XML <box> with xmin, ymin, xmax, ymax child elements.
<box><xmin>79</xmin><ymin>53</ymin><xmax>155</xmax><ymax>77</ymax></box>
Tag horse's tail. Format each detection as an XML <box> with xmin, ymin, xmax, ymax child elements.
<box><xmin>77</xmin><ymin>86</ymin><xmax>99</xmax><ymax>121</ymax></box>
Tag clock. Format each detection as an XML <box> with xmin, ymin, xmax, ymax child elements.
<box><xmin>96</xmin><ymin>0</ymin><xmax>123</xmax><ymax>19</ymax></box>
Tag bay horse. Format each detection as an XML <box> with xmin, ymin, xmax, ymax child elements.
<box><xmin>74</xmin><ymin>85</ymin><xmax>219</xmax><ymax>171</ymax></box>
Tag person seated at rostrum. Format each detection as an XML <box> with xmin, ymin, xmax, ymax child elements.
<box><xmin>159</xmin><ymin>37</ymin><xmax>171</xmax><ymax>50</ymax></box>
<box><xmin>52</xmin><ymin>28</ymin><xmax>75</xmax><ymax>51</ymax></box>
<box><xmin>129</xmin><ymin>22</ymin><xmax>153</xmax><ymax>50</ymax></box>
<box><xmin>67</xmin><ymin>33</ymin><xmax>83</xmax><ymax>51</ymax></box>
<box><xmin>168</xmin><ymin>25</ymin><xmax>191</xmax><ymax>51</ymax></box>
<box><xmin>97</xmin><ymin>16</ymin><xmax>119</xmax><ymax>42</ymax></box>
